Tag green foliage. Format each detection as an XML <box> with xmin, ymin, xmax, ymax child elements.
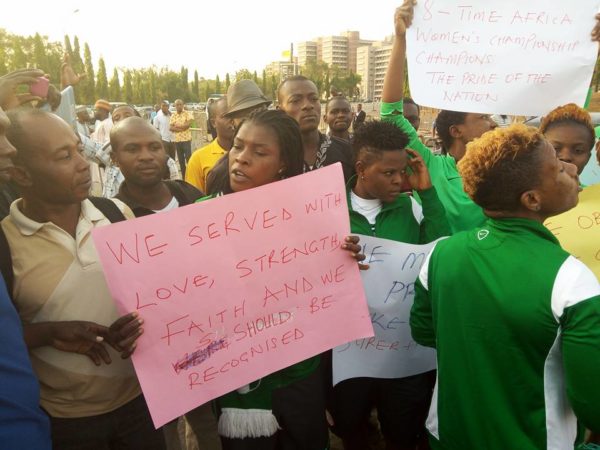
<box><xmin>123</xmin><ymin>70</ymin><xmax>133</xmax><ymax>103</ymax></box>
<box><xmin>215</xmin><ymin>75</ymin><xmax>221</xmax><ymax>94</ymax></box>
<box><xmin>193</xmin><ymin>70</ymin><xmax>199</xmax><ymax>102</ymax></box>
<box><xmin>96</xmin><ymin>58</ymin><xmax>109</xmax><ymax>99</ymax></box>
<box><xmin>301</xmin><ymin>61</ymin><xmax>361</xmax><ymax>99</ymax></box>
<box><xmin>82</xmin><ymin>43</ymin><xmax>95</xmax><ymax>104</ymax></box>
<box><xmin>225</xmin><ymin>73</ymin><xmax>231</xmax><ymax>91</ymax></box>
<box><xmin>234</xmin><ymin>69</ymin><xmax>253</xmax><ymax>82</ymax></box>
<box><xmin>109</xmin><ymin>68</ymin><xmax>121</xmax><ymax>101</ymax></box>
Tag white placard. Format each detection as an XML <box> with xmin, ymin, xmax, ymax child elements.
<box><xmin>406</xmin><ymin>0</ymin><xmax>600</xmax><ymax>115</ymax></box>
<box><xmin>332</xmin><ymin>235</ymin><xmax>437</xmax><ymax>385</ymax></box>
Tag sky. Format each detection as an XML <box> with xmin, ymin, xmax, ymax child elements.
<box><xmin>1</xmin><ymin>0</ymin><xmax>400</xmax><ymax>79</ymax></box>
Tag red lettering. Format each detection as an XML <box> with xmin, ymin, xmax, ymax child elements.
<box><xmin>135</xmin><ymin>291</ymin><xmax>157</xmax><ymax>310</ymax></box>
<box><xmin>188</xmin><ymin>372</ymin><xmax>202</xmax><ymax>389</ymax></box>
<box><xmin>203</xmin><ymin>366</ymin><xmax>218</xmax><ymax>383</ymax></box>
<box><xmin>144</xmin><ymin>234</ymin><xmax>168</xmax><ymax>257</ymax></box>
<box><xmin>105</xmin><ymin>233</ymin><xmax>140</xmax><ymax>264</ymax></box>
<box><xmin>188</xmin><ymin>226</ymin><xmax>203</xmax><ymax>246</ymax></box>
<box><xmin>236</xmin><ymin>260</ymin><xmax>253</xmax><ymax>278</ymax></box>
<box><xmin>193</xmin><ymin>275</ymin><xmax>208</xmax><ymax>287</ymax></box>
<box><xmin>224</xmin><ymin>211</ymin><xmax>240</xmax><ymax>235</ymax></box>
<box><xmin>162</xmin><ymin>315</ymin><xmax>190</xmax><ymax>345</ymax></box>
<box><xmin>207</xmin><ymin>223</ymin><xmax>221</xmax><ymax>239</ymax></box>
<box><xmin>263</xmin><ymin>210</ymin><xmax>276</xmax><ymax>228</ymax></box>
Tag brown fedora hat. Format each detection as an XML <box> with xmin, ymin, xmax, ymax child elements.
<box><xmin>223</xmin><ymin>80</ymin><xmax>271</xmax><ymax>118</ymax></box>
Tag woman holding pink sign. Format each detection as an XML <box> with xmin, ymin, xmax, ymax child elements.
<box><xmin>199</xmin><ymin>108</ymin><xmax>366</xmax><ymax>450</ymax></box>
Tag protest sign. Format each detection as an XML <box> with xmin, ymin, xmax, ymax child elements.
<box><xmin>544</xmin><ymin>183</ymin><xmax>600</xmax><ymax>280</ymax></box>
<box><xmin>332</xmin><ymin>235</ymin><xmax>437</xmax><ymax>386</ymax></box>
<box><xmin>406</xmin><ymin>0</ymin><xmax>600</xmax><ymax>115</ymax></box>
<box><xmin>92</xmin><ymin>164</ymin><xmax>373</xmax><ymax>428</ymax></box>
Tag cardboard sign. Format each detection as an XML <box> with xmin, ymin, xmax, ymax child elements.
<box><xmin>92</xmin><ymin>164</ymin><xmax>373</xmax><ymax>428</ymax></box>
<box><xmin>545</xmin><ymin>183</ymin><xmax>600</xmax><ymax>280</ymax></box>
<box><xmin>333</xmin><ymin>235</ymin><xmax>437</xmax><ymax>385</ymax></box>
<box><xmin>406</xmin><ymin>0</ymin><xmax>600</xmax><ymax>115</ymax></box>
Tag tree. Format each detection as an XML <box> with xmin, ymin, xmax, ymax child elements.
<box><xmin>270</xmin><ymin>74</ymin><xmax>277</xmax><ymax>100</ymax></box>
<box><xmin>253</xmin><ymin>70</ymin><xmax>258</xmax><ymax>84</ymax></box>
<box><xmin>64</xmin><ymin>35</ymin><xmax>73</xmax><ymax>58</ymax></box>
<box><xmin>72</xmin><ymin>36</ymin><xmax>84</xmax><ymax>75</ymax></box>
<box><xmin>225</xmin><ymin>73</ymin><xmax>231</xmax><ymax>91</ymax></box>
<box><xmin>204</xmin><ymin>81</ymin><xmax>210</xmax><ymax>101</ymax></box>
<box><xmin>123</xmin><ymin>70</ymin><xmax>133</xmax><ymax>103</ymax></box>
<box><xmin>262</xmin><ymin>69</ymin><xmax>267</xmax><ymax>96</ymax></box>
<box><xmin>33</xmin><ymin>33</ymin><xmax>48</xmax><ymax>72</ymax></box>
<box><xmin>82</xmin><ymin>43</ymin><xmax>95</xmax><ymax>104</ymax></box>
<box><xmin>180</xmin><ymin>66</ymin><xmax>189</xmax><ymax>101</ymax></box>
<box><xmin>109</xmin><ymin>68</ymin><xmax>121</xmax><ymax>101</ymax></box>
<box><xmin>12</xmin><ymin>42</ymin><xmax>27</xmax><ymax>70</ymax></box>
<box><xmin>96</xmin><ymin>57</ymin><xmax>108</xmax><ymax>99</ymax></box>
<box><xmin>215</xmin><ymin>75</ymin><xmax>221</xmax><ymax>94</ymax></box>
<box><xmin>235</xmin><ymin>69</ymin><xmax>253</xmax><ymax>82</ymax></box>
<box><xmin>193</xmin><ymin>70</ymin><xmax>199</xmax><ymax>102</ymax></box>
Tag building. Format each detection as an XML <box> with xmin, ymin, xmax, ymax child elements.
<box><xmin>297</xmin><ymin>31</ymin><xmax>374</xmax><ymax>74</ymax></box>
<box><xmin>265</xmin><ymin>60</ymin><xmax>299</xmax><ymax>80</ymax></box>
<box><xmin>297</xmin><ymin>41</ymin><xmax>318</xmax><ymax>68</ymax></box>
<box><xmin>356</xmin><ymin>36</ymin><xmax>394</xmax><ymax>101</ymax></box>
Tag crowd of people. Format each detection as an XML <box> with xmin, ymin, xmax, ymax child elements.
<box><xmin>0</xmin><ymin>1</ymin><xmax>600</xmax><ymax>449</ymax></box>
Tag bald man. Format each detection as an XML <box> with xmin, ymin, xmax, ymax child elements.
<box><xmin>3</xmin><ymin>108</ymin><xmax>164</xmax><ymax>449</ymax></box>
<box><xmin>111</xmin><ymin>117</ymin><xmax>202</xmax><ymax>216</ymax></box>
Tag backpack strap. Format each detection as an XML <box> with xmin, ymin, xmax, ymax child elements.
<box><xmin>0</xmin><ymin>225</ymin><xmax>14</xmax><ymax>298</ymax></box>
<box><xmin>89</xmin><ymin>197</ymin><xmax>127</xmax><ymax>223</ymax></box>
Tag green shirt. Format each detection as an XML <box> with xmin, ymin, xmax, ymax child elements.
<box><xmin>380</xmin><ymin>101</ymin><xmax>486</xmax><ymax>233</ymax></box>
<box><xmin>348</xmin><ymin>184</ymin><xmax>450</xmax><ymax>244</ymax></box>
<box><xmin>411</xmin><ymin>218</ymin><xmax>600</xmax><ymax>449</ymax></box>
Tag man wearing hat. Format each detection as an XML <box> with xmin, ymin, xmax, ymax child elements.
<box><xmin>223</xmin><ymin>79</ymin><xmax>271</xmax><ymax>127</ymax></box>
<box><xmin>75</xmin><ymin>105</ymin><xmax>92</xmax><ymax>138</ymax></box>
<box><xmin>91</xmin><ymin>99</ymin><xmax>112</xmax><ymax>144</ymax></box>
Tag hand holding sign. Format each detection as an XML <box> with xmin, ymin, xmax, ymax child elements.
<box><xmin>395</xmin><ymin>0</ymin><xmax>416</xmax><ymax>36</ymax></box>
<box><xmin>93</xmin><ymin>164</ymin><xmax>373</xmax><ymax>428</ymax></box>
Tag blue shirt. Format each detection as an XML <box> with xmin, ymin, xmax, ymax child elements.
<box><xmin>0</xmin><ymin>278</ymin><xmax>51</xmax><ymax>448</ymax></box>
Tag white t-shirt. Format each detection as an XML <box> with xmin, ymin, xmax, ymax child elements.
<box><xmin>350</xmin><ymin>191</ymin><xmax>382</xmax><ymax>225</ymax></box>
<box><xmin>152</xmin><ymin>196</ymin><xmax>179</xmax><ymax>213</ymax></box>
<box><xmin>154</xmin><ymin>110</ymin><xmax>173</xmax><ymax>142</ymax></box>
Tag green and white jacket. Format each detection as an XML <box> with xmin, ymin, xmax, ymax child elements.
<box><xmin>411</xmin><ymin>218</ymin><xmax>600</xmax><ymax>450</ymax></box>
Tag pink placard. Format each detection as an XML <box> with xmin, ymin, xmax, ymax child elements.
<box><xmin>92</xmin><ymin>163</ymin><xmax>373</xmax><ymax>428</ymax></box>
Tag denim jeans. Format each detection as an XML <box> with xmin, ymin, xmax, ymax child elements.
<box><xmin>49</xmin><ymin>395</ymin><xmax>166</xmax><ymax>450</ymax></box>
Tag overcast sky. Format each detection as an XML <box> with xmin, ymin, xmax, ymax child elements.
<box><xmin>1</xmin><ymin>0</ymin><xmax>400</xmax><ymax>78</ymax></box>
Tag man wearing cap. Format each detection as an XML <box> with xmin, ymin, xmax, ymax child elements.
<box><xmin>169</xmin><ymin>99</ymin><xmax>194</xmax><ymax>178</ymax></box>
<box><xmin>154</xmin><ymin>101</ymin><xmax>175</xmax><ymax>163</ymax></box>
<box><xmin>91</xmin><ymin>99</ymin><xmax>113</xmax><ymax>144</ymax></box>
<box><xmin>75</xmin><ymin>106</ymin><xmax>92</xmax><ymax>138</ymax></box>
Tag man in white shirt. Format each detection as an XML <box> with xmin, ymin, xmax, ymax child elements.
<box><xmin>153</xmin><ymin>100</ymin><xmax>176</xmax><ymax>160</ymax></box>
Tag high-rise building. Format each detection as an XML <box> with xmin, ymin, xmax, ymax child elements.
<box><xmin>297</xmin><ymin>41</ymin><xmax>318</xmax><ymax>67</ymax></box>
<box><xmin>297</xmin><ymin>31</ymin><xmax>374</xmax><ymax>73</ymax></box>
<box><xmin>356</xmin><ymin>36</ymin><xmax>394</xmax><ymax>101</ymax></box>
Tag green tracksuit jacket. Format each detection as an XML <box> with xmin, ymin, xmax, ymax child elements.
<box><xmin>347</xmin><ymin>184</ymin><xmax>450</xmax><ymax>243</ymax></box>
<box><xmin>410</xmin><ymin>218</ymin><xmax>600</xmax><ymax>449</ymax></box>
<box><xmin>381</xmin><ymin>101</ymin><xmax>486</xmax><ymax>233</ymax></box>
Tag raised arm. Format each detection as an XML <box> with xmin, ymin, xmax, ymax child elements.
<box><xmin>382</xmin><ymin>0</ymin><xmax>415</xmax><ymax>103</ymax></box>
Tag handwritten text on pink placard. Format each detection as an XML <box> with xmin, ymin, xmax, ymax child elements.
<box><xmin>92</xmin><ymin>164</ymin><xmax>373</xmax><ymax>428</ymax></box>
